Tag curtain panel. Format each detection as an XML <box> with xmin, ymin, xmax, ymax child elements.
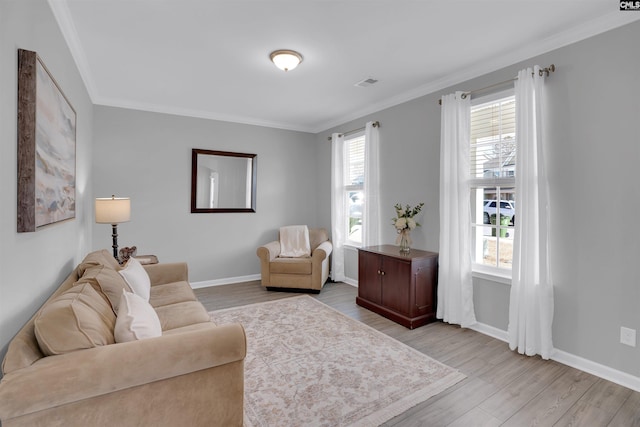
<box><xmin>437</xmin><ymin>92</ymin><xmax>477</xmax><ymax>327</ymax></box>
<box><xmin>330</xmin><ymin>133</ymin><xmax>346</xmax><ymax>282</ymax></box>
<box><xmin>508</xmin><ymin>66</ymin><xmax>555</xmax><ymax>359</ymax></box>
<box><xmin>363</xmin><ymin>121</ymin><xmax>381</xmax><ymax>247</ymax></box>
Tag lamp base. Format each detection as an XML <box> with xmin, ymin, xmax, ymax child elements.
<box><xmin>111</xmin><ymin>223</ymin><xmax>120</xmax><ymax>263</ymax></box>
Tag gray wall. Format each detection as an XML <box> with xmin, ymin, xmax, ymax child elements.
<box><xmin>318</xmin><ymin>21</ymin><xmax>640</xmax><ymax>378</ymax></box>
<box><xmin>1</xmin><ymin>0</ymin><xmax>638</xmax><ymax>386</ymax></box>
<box><xmin>0</xmin><ymin>0</ymin><xmax>94</xmax><ymax>365</ymax></box>
<box><xmin>92</xmin><ymin>106</ymin><xmax>319</xmax><ymax>282</ymax></box>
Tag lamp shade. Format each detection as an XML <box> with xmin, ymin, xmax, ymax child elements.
<box><xmin>95</xmin><ymin>196</ymin><xmax>131</xmax><ymax>224</ymax></box>
<box><xmin>270</xmin><ymin>50</ymin><xmax>303</xmax><ymax>72</ymax></box>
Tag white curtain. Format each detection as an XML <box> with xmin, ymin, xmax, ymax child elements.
<box><xmin>363</xmin><ymin>121</ymin><xmax>381</xmax><ymax>246</ymax></box>
<box><xmin>330</xmin><ymin>133</ymin><xmax>346</xmax><ymax>282</ymax></box>
<box><xmin>437</xmin><ymin>92</ymin><xmax>476</xmax><ymax>327</ymax></box>
<box><xmin>508</xmin><ymin>66</ymin><xmax>554</xmax><ymax>359</ymax></box>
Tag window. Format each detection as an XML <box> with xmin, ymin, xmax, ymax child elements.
<box><xmin>344</xmin><ymin>132</ymin><xmax>365</xmax><ymax>246</ymax></box>
<box><xmin>470</xmin><ymin>91</ymin><xmax>516</xmax><ymax>272</ymax></box>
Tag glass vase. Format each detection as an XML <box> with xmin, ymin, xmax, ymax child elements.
<box><xmin>399</xmin><ymin>229</ymin><xmax>411</xmax><ymax>254</ymax></box>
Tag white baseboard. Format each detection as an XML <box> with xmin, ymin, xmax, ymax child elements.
<box><xmin>190</xmin><ymin>274</ymin><xmax>261</xmax><ymax>289</ymax></box>
<box><xmin>342</xmin><ymin>277</ymin><xmax>358</xmax><ymax>287</ymax></box>
<box><xmin>552</xmin><ymin>348</ymin><xmax>640</xmax><ymax>393</ymax></box>
<box><xmin>468</xmin><ymin>321</ymin><xmax>509</xmax><ymax>342</ymax></box>
<box><xmin>469</xmin><ymin>322</ymin><xmax>640</xmax><ymax>392</ymax></box>
<box><xmin>193</xmin><ymin>274</ymin><xmax>355</xmax><ymax>289</ymax></box>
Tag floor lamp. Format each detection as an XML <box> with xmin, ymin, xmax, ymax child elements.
<box><xmin>95</xmin><ymin>195</ymin><xmax>131</xmax><ymax>262</ymax></box>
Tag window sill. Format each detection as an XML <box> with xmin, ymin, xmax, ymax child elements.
<box><xmin>343</xmin><ymin>243</ymin><xmax>362</xmax><ymax>251</ymax></box>
<box><xmin>472</xmin><ymin>265</ymin><xmax>512</xmax><ymax>285</ymax></box>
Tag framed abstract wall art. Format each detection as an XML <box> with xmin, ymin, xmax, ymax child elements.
<box><xmin>17</xmin><ymin>49</ymin><xmax>76</xmax><ymax>232</ymax></box>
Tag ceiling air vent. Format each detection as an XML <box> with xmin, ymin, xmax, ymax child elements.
<box><xmin>354</xmin><ymin>77</ymin><xmax>378</xmax><ymax>88</ymax></box>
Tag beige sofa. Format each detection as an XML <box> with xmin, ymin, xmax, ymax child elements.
<box><xmin>257</xmin><ymin>227</ymin><xmax>332</xmax><ymax>293</ymax></box>
<box><xmin>0</xmin><ymin>250</ymin><xmax>246</xmax><ymax>427</ymax></box>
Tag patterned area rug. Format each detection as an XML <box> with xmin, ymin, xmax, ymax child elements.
<box><xmin>210</xmin><ymin>295</ymin><xmax>465</xmax><ymax>427</ymax></box>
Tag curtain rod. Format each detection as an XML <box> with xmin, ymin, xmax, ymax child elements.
<box><xmin>326</xmin><ymin>121</ymin><xmax>380</xmax><ymax>141</ymax></box>
<box><xmin>438</xmin><ymin>64</ymin><xmax>555</xmax><ymax>105</ymax></box>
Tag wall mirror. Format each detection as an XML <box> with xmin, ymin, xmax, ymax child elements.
<box><xmin>191</xmin><ymin>149</ymin><xmax>257</xmax><ymax>213</ymax></box>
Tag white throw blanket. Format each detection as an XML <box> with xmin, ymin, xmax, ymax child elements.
<box><xmin>279</xmin><ymin>225</ymin><xmax>311</xmax><ymax>257</ymax></box>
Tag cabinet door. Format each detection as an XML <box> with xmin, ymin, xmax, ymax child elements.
<box><xmin>413</xmin><ymin>257</ymin><xmax>437</xmax><ymax>317</ymax></box>
<box><xmin>380</xmin><ymin>257</ymin><xmax>411</xmax><ymax>315</ymax></box>
<box><xmin>358</xmin><ymin>251</ymin><xmax>382</xmax><ymax>304</ymax></box>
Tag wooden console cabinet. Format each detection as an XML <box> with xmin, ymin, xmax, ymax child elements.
<box><xmin>356</xmin><ymin>245</ymin><xmax>438</xmax><ymax>329</ymax></box>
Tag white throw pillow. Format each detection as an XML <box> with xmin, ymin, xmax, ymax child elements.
<box><xmin>114</xmin><ymin>290</ymin><xmax>162</xmax><ymax>342</ymax></box>
<box><xmin>118</xmin><ymin>257</ymin><xmax>151</xmax><ymax>301</ymax></box>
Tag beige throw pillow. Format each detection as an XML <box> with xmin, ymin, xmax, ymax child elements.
<box><xmin>34</xmin><ymin>283</ymin><xmax>116</xmax><ymax>356</ymax></box>
<box><xmin>76</xmin><ymin>265</ymin><xmax>132</xmax><ymax>312</ymax></box>
<box><xmin>114</xmin><ymin>290</ymin><xmax>162</xmax><ymax>343</ymax></box>
<box><xmin>118</xmin><ymin>257</ymin><xmax>151</xmax><ymax>301</ymax></box>
<box><xmin>77</xmin><ymin>249</ymin><xmax>121</xmax><ymax>276</ymax></box>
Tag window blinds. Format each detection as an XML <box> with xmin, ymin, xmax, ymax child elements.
<box><xmin>470</xmin><ymin>95</ymin><xmax>516</xmax><ymax>187</ymax></box>
<box><xmin>346</xmin><ymin>134</ymin><xmax>365</xmax><ymax>186</ymax></box>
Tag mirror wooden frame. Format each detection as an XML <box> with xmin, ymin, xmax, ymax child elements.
<box><xmin>191</xmin><ymin>149</ymin><xmax>257</xmax><ymax>213</ymax></box>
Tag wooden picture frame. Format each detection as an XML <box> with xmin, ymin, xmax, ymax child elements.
<box><xmin>191</xmin><ymin>149</ymin><xmax>257</xmax><ymax>213</ymax></box>
<box><xmin>17</xmin><ymin>49</ymin><xmax>77</xmax><ymax>232</ymax></box>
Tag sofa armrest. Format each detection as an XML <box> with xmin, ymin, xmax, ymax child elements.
<box><xmin>312</xmin><ymin>240</ymin><xmax>333</xmax><ymax>261</ymax></box>
<box><xmin>0</xmin><ymin>323</ymin><xmax>245</xmax><ymax>420</ymax></box>
<box><xmin>256</xmin><ymin>240</ymin><xmax>281</xmax><ymax>262</ymax></box>
<box><xmin>144</xmin><ymin>262</ymin><xmax>188</xmax><ymax>286</ymax></box>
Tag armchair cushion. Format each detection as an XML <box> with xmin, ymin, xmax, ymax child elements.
<box><xmin>271</xmin><ymin>257</ymin><xmax>312</xmax><ymax>275</ymax></box>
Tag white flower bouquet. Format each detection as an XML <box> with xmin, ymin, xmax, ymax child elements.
<box><xmin>392</xmin><ymin>202</ymin><xmax>424</xmax><ymax>253</ymax></box>
<box><xmin>392</xmin><ymin>202</ymin><xmax>424</xmax><ymax>231</ymax></box>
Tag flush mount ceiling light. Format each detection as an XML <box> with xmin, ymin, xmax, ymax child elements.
<box><xmin>270</xmin><ymin>49</ymin><xmax>303</xmax><ymax>72</ymax></box>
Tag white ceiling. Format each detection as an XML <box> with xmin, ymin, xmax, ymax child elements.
<box><xmin>49</xmin><ymin>1</ymin><xmax>639</xmax><ymax>133</ymax></box>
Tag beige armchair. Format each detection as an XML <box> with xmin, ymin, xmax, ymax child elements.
<box><xmin>256</xmin><ymin>228</ymin><xmax>332</xmax><ymax>293</ymax></box>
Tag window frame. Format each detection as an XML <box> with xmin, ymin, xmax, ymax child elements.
<box><xmin>343</xmin><ymin>131</ymin><xmax>365</xmax><ymax>247</ymax></box>
<box><xmin>469</xmin><ymin>89</ymin><xmax>516</xmax><ymax>279</ymax></box>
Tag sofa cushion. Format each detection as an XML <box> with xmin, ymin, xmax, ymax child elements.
<box><xmin>118</xmin><ymin>257</ymin><xmax>151</xmax><ymax>301</ymax></box>
<box><xmin>76</xmin><ymin>265</ymin><xmax>132</xmax><ymax>312</ymax></box>
<box><xmin>114</xmin><ymin>291</ymin><xmax>162</xmax><ymax>342</ymax></box>
<box><xmin>161</xmin><ymin>321</ymin><xmax>218</xmax><ymax>336</ymax></box>
<box><xmin>270</xmin><ymin>257</ymin><xmax>312</xmax><ymax>275</ymax></box>
<box><xmin>34</xmin><ymin>283</ymin><xmax>116</xmax><ymax>356</ymax></box>
<box><xmin>154</xmin><ymin>301</ymin><xmax>211</xmax><ymax>331</ymax></box>
<box><xmin>149</xmin><ymin>281</ymin><xmax>198</xmax><ymax>308</ymax></box>
<box><xmin>77</xmin><ymin>249</ymin><xmax>121</xmax><ymax>276</ymax></box>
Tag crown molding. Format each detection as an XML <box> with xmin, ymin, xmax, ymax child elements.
<box><xmin>311</xmin><ymin>12</ymin><xmax>640</xmax><ymax>133</ymax></box>
<box><xmin>94</xmin><ymin>97</ymin><xmax>315</xmax><ymax>133</ymax></box>
<box><xmin>48</xmin><ymin>0</ymin><xmax>99</xmax><ymax>102</ymax></box>
<box><xmin>49</xmin><ymin>1</ymin><xmax>640</xmax><ymax>135</ymax></box>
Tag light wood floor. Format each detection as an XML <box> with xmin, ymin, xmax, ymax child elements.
<box><xmin>194</xmin><ymin>281</ymin><xmax>640</xmax><ymax>427</ymax></box>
